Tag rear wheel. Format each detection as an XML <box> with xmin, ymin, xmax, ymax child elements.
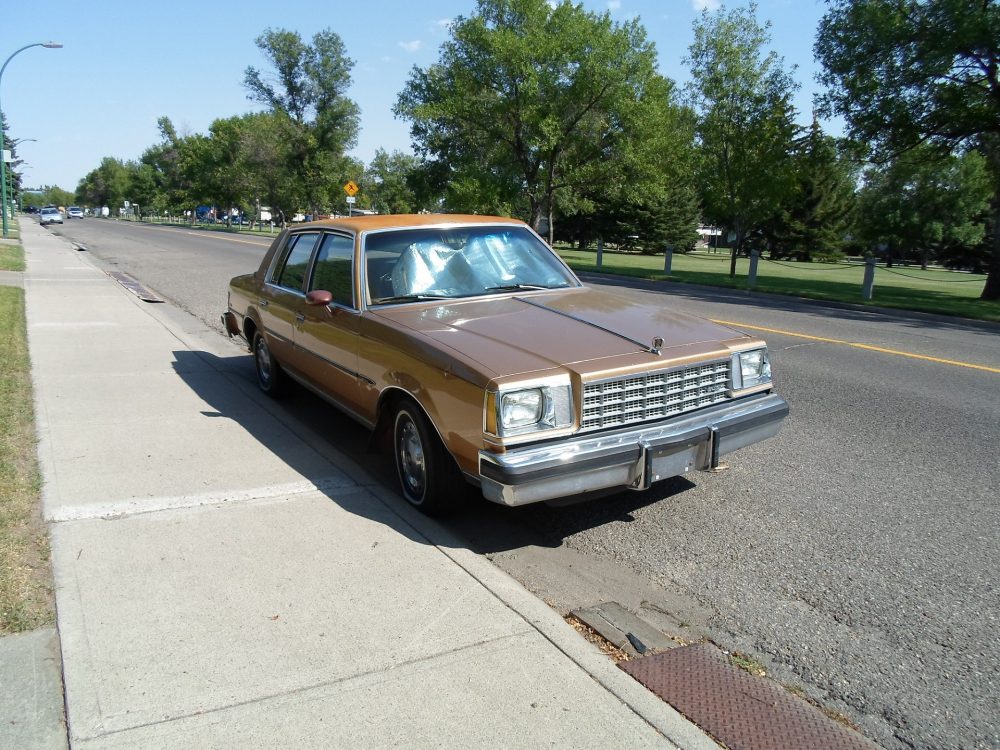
<box><xmin>393</xmin><ymin>401</ymin><xmax>462</xmax><ymax>515</ymax></box>
<box><xmin>253</xmin><ymin>331</ymin><xmax>284</xmax><ymax>397</ymax></box>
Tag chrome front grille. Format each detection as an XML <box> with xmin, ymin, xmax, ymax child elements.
<box><xmin>580</xmin><ymin>360</ymin><xmax>730</xmax><ymax>431</ymax></box>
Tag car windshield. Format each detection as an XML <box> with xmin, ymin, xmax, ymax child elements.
<box><xmin>364</xmin><ymin>225</ymin><xmax>578</xmax><ymax>304</ymax></box>
<box><xmin>42</xmin><ymin>208</ymin><xmax>58</xmax><ymax>214</ymax></box>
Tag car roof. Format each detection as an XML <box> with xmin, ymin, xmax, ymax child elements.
<box><xmin>295</xmin><ymin>213</ymin><xmax>527</xmax><ymax>233</ymax></box>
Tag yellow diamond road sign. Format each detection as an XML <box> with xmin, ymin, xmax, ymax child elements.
<box><xmin>344</xmin><ymin>181</ymin><xmax>359</xmax><ymax>196</ymax></box>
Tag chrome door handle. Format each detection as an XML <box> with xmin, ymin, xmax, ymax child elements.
<box><xmin>258</xmin><ymin>299</ymin><xmax>269</xmax><ymax>307</ymax></box>
<box><xmin>295</xmin><ymin>313</ymin><xmax>306</xmax><ymax>322</ymax></box>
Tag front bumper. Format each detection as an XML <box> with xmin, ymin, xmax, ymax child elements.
<box><xmin>478</xmin><ymin>393</ymin><xmax>788</xmax><ymax>506</ymax></box>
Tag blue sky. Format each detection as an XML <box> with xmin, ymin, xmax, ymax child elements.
<box><xmin>3</xmin><ymin>0</ymin><xmax>831</xmax><ymax>192</ymax></box>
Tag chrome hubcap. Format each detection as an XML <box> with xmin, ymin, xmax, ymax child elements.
<box><xmin>256</xmin><ymin>342</ymin><xmax>271</xmax><ymax>384</ymax></box>
<box><xmin>398</xmin><ymin>418</ymin><xmax>425</xmax><ymax>497</ymax></box>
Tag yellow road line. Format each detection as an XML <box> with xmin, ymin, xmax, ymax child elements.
<box><xmin>711</xmin><ymin>319</ymin><xmax>1000</xmax><ymax>374</ymax></box>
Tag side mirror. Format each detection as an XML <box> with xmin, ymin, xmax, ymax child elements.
<box><xmin>305</xmin><ymin>290</ymin><xmax>334</xmax><ymax>306</ymax></box>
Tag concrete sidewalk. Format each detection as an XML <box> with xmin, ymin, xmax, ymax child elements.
<box><xmin>12</xmin><ymin>220</ymin><xmax>718</xmax><ymax>748</ymax></box>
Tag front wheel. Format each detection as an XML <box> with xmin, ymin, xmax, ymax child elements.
<box><xmin>253</xmin><ymin>331</ymin><xmax>284</xmax><ymax>397</ymax></box>
<box><xmin>393</xmin><ymin>402</ymin><xmax>462</xmax><ymax>515</ymax></box>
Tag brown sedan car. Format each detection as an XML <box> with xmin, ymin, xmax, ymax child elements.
<box><xmin>223</xmin><ymin>214</ymin><xmax>788</xmax><ymax>514</ymax></box>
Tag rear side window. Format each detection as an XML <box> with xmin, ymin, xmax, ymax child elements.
<box><xmin>309</xmin><ymin>234</ymin><xmax>355</xmax><ymax>308</ymax></box>
<box><xmin>272</xmin><ymin>233</ymin><xmax>320</xmax><ymax>291</ymax></box>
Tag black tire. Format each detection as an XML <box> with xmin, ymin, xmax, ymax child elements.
<box><xmin>253</xmin><ymin>331</ymin><xmax>284</xmax><ymax>397</ymax></box>
<box><xmin>393</xmin><ymin>401</ymin><xmax>463</xmax><ymax>515</ymax></box>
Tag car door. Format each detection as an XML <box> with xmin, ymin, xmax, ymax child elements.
<box><xmin>294</xmin><ymin>232</ymin><xmax>365</xmax><ymax>418</ymax></box>
<box><xmin>259</xmin><ymin>231</ymin><xmax>322</xmax><ymax>376</ymax></box>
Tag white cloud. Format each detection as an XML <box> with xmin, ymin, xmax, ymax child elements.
<box><xmin>398</xmin><ymin>40</ymin><xmax>423</xmax><ymax>53</ymax></box>
<box><xmin>692</xmin><ymin>0</ymin><xmax>721</xmax><ymax>10</ymax></box>
<box><xmin>435</xmin><ymin>18</ymin><xmax>454</xmax><ymax>30</ymax></box>
<box><xmin>608</xmin><ymin>0</ymin><xmax>622</xmax><ymax>10</ymax></box>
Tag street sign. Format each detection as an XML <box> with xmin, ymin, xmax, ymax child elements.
<box><xmin>346</xmin><ymin>196</ymin><xmax>357</xmax><ymax>204</ymax></box>
<box><xmin>344</xmin><ymin>181</ymin><xmax>359</xmax><ymax>196</ymax></box>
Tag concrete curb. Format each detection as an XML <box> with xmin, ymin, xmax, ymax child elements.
<box><xmin>0</xmin><ymin>628</ymin><xmax>68</xmax><ymax>749</ymax></box>
<box><xmin>361</xmin><ymin>482</ymin><xmax>720</xmax><ymax>750</ymax></box>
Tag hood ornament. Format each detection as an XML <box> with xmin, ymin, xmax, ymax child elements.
<box><xmin>650</xmin><ymin>336</ymin><xmax>664</xmax><ymax>356</ymax></box>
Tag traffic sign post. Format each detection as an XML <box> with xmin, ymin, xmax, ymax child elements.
<box><xmin>344</xmin><ymin>182</ymin><xmax>359</xmax><ymax>216</ymax></box>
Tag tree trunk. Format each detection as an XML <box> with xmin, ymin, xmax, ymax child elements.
<box><xmin>979</xmin><ymin>157</ymin><xmax>1000</xmax><ymax>300</ymax></box>
<box><xmin>981</xmin><ymin>200</ymin><xmax>1000</xmax><ymax>301</ymax></box>
<box><xmin>548</xmin><ymin>203</ymin><xmax>554</xmax><ymax>246</ymax></box>
<box><xmin>529</xmin><ymin>197</ymin><xmax>545</xmax><ymax>234</ymax></box>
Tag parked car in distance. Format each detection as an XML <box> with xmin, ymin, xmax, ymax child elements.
<box><xmin>67</xmin><ymin>206</ymin><xmax>84</xmax><ymax>219</ymax></box>
<box><xmin>222</xmin><ymin>214</ymin><xmax>788</xmax><ymax>514</ymax></box>
<box><xmin>39</xmin><ymin>206</ymin><xmax>63</xmax><ymax>225</ymax></box>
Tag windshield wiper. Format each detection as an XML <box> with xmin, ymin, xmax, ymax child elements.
<box><xmin>483</xmin><ymin>284</ymin><xmax>551</xmax><ymax>292</ymax></box>
<box><xmin>371</xmin><ymin>293</ymin><xmax>453</xmax><ymax>304</ymax></box>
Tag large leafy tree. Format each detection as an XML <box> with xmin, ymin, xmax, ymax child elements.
<box><xmin>234</xmin><ymin>111</ymin><xmax>299</xmax><ymax>224</ymax></box>
<box><xmin>687</xmin><ymin>2</ymin><xmax>800</xmax><ymax>276</ymax></box>
<box><xmin>858</xmin><ymin>146</ymin><xmax>991</xmax><ymax>268</ymax></box>
<box><xmin>25</xmin><ymin>186</ymin><xmax>74</xmax><ymax>209</ymax></box>
<box><xmin>200</xmin><ymin>115</ymin><xmax>267</xmax><ymax>223</ymax></box>
<box><xmin>395</xmin><ymin>0</ymin><xmax>685</xmax><ymax>240</ymax></box>
<box><xmin>244</xmin><ymin>28</ymin><xmax>360</xmax><ymax>214</ymax></box>
<box><xmin>76</xmin><ymin>157</ymin><xmax>131</xmax><ymax>210</ymax></box>
<box><xmin>816</xmin><ymin>0</ymin><xmax>1000</xmax><ymax>299</ymax></box>
<box><xmin>138</xmin><ymin>117</ymin><xmax>189</xmax><ymax>215</ymax></box>
<box><xmin>556</xmin><ymin>80</ymin><xmax>701</xmax><ymax>252</ymax></box>
<box><xmin>363</xmin><ymin>149</ymin><xmax>421</xmax><ymax>214</ymax></box>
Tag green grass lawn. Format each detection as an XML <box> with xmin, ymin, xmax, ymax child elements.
<box><xmin>0</xmin><ymin>242</ymin><xmax>25</xmax><ymax>271</ymax></box>
<box><xmin>1</xmin><ymin>218</ymin><xmax>25</xmax><ymax>270</ymax></box>
<box><xmin>0</xmin><ymin>221</ymin><xmax>21</xmax><ymax>244</ymax></box>
<box><xmin>0</xmin><ymin>252</ymin><xmax>53</xmax><ymax>633</ymax></box>
<box><xmin>556</xmin><ymin>247</ymin><xmax>1000</xmax><ymax>323</ymax></box>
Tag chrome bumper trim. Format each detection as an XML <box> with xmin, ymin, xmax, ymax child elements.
<box><xmin>478</xmin><ymin>393</ymin><xmax>788</xmax><ymax>506</ymax></box>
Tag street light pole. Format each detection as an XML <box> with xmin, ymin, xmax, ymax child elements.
<box><xmin>1</xmin><ymin>41</ymin><xmax>62</xmax><ymax>238</ymax></box>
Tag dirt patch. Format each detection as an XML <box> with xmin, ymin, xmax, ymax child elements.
<box><xmin>564</xmin><ymin>614</ymin><xmax>633</xmax><ymax>663</ymax></box>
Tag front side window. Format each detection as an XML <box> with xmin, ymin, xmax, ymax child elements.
<box><xmin>272</xmin><ymin>232</ymin><xmax>321</xmax><ymax>291</ymax></box>
<box><xmin>309</xmin><ymin>233</ymin><xmax>355</xmax><ymax>308</ymax></box>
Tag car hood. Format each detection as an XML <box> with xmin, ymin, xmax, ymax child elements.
<box><xmin>370</xmin><ymin>286</ymin><xmax>748</xmax><ymax>379</ymax></box>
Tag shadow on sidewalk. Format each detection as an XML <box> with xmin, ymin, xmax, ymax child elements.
<box><xmin>170</xmin><ymin>349</ymin><xmax>695</xmax><ymax>555</ymax></box>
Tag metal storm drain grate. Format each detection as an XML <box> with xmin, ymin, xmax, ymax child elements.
<box><xmin>106</xmin><ymin>271</ymin><xmax>163</xmax><ymax>303</ymax></box>
<box><xmin>619</xmin><ymin>643</ymin><xmax>879</xmax><ymax>750</ymax></box>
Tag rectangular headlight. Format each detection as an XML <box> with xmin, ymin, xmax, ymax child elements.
<box><xmin>495</xmin><ymin>380</ymin><xmax>573</xmax><ymax>437</ymax></box>
<box><xmin>501</xmin><ymin>389</ymin><xmax>544</xmax><ymax>429</ymax></box>
<box><xmin>732</xmin><ymin>348</ymin><xmax>772</xmax><ymax>390</ymax></box>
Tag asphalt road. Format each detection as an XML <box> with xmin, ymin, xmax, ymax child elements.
<box><xmin>49</xmin><ymin>219</ymin><xmax>1000</xmax><ymax>750</ymax></box>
